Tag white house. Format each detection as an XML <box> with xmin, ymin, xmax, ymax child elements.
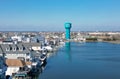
<box><xmin>5</xmin><ymin>59</ymin><xmax>26</xmax><ymax>76</ymax></box>
<box><xmin>0</xmin><ymin>44</ymin><xmax>33</xmax><ymax>62</ymax></box>
<box><xmin>11</xmin><ymin>35</ymin><xmax>22</xmax><ymax>42</ymax></box>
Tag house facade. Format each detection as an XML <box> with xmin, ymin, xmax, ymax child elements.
<box><xmin>5</xmin><ymin>59</ymin><xmax>27</xmax><ymax>76</ymax></box>
<box><xmin>0</xmin><ymin>44</ymin><xmax>33</xmax><ymax>62</ymax></box>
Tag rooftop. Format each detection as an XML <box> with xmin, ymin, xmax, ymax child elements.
<box><xmin>0</xmin><ymin>44</ymin><xmax>30</xmax><ymax>54</ymax></box>
<box><xmin>6</xmin><ymin>59</ymin><xmax>26</xmax><ymax>67</ymax></box>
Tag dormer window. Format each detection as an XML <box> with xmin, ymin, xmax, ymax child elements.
<box><xmin>19</xmin><ymin>47</ymin><xmax>23</xmax><ymax>51</ymax></box>
<box><xmin>6</xmin><ymin>48</ymin><xmax>10</xmax><ymax>51</ymax></box>
<box><xmin>13</xmin><ymin>47</ymin><xmax>16</xmax><ymax>51</ymax></box>
<box><xmin>10</xmin><ymin>46</ymin><xmax>12</xmax><ymax>50</ymax></box>
<box><xmin>23</xmin><ymin>47</ymin><xmax>25</xmax><ymax>50</ymax></box>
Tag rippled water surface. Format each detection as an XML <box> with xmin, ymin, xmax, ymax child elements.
<box><xmin>39</xmin><ymin>42</ymin><xmax>120</xmax><ymax>79</ymax></box>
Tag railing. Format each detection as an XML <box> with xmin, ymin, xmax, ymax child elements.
<box><xmin>12</xmin><ymin>71</ymin><xmax>31</xmax><ymax>79</ymax></box>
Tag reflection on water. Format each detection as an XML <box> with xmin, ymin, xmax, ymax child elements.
<box><xmin>40</xmin><ymin>61</ymin><xmax>47</xmax><ymax>73</ymax></box>
<box><xmin>65</xmin><ymin>42</ymin><xmax>71</xmax><ymax>61</ymax></box>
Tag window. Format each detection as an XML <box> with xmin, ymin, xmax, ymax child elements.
<box><xmin>19</xmin><ymin>47</ymin><xmax>23</xmax><ymax>51</ymax></box>
<box><xmin>6</xmin><ymin>48</ymin><xmax>9</xmax><ymax>51</ymax></box>
<box><xmin>13</xmin><ymin>47</ymin><xmax>16</xmax><ymax>51</ymax></box>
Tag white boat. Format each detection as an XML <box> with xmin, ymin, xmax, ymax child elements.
<box><xmin>43</xmin><ymin>46</ymin><xmax>53</xmax><ymax>52</ymax></box>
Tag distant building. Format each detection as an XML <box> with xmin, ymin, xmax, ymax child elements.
<box><xmin>11</xmin><ymin>35</ymin><xmax>22</xmax><ymax>42</ymax></box>
<box><xmin>2</xmin><ymin>38</ymin><xmax>13</xmax><ymax>45</ymax></box>
<box><xmin>22</xmin><ymin>37</ymin><xmax>31</xmax><ymax>43</ymax></box>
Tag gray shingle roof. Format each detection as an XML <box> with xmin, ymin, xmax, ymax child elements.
<box><xmin>0</xmin><ymin>43</ymin><xmax>41</xmax><ymax>54</ymax></box>
<box><xmin>0</xmin><ymin>44</ymin><xmax>30</xmax><ymax>54</ymax></box>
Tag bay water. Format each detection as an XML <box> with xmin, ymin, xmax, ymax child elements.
<box><xmin>39</xmin><ymin>42</ymin><xmax>120</xmax><ymax>79</ymax></box>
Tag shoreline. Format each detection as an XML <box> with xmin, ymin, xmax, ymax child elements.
<box><xmin>105</xmin><ymin>41</ymin><xmax>120</xmax><ymax>44</ymax></box>
<box><xmin>67</xmin><ymin>40</ymin><xmax>120</xmax><ymax>44</ymax></box>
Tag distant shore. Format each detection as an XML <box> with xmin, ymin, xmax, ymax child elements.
<box><xmin>69</xmin><ymin>40</ymin><xmax>120</xmax><ymax>44</ymax></box>
<box><xmin>85</xmin><ymin>40</ymin><xmax>120</xmax><ymax>44</ymax></box>
<box><xmin>105</xmin><ymin>40</ymin><xmax>120</xmax><ymax>44</ymax></box>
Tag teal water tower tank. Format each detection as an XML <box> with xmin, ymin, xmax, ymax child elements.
<box><xmin>64</xmin><ymin>23</ymin><xmax>72</xmax><ymax>40</ymax></box>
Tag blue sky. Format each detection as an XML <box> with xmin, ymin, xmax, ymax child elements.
<box><xmin>0</xmin><ymin>0</ymin><xmax>120</xmax><ymax>31</ymax></box>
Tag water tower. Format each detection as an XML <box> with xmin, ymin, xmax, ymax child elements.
<box><xmin>64</xmin><ymin>22</ymin><xmax>72</xmax><ymax>40</ymax></box>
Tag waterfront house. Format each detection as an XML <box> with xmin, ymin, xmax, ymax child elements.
<box><xmin>5</xmin><ymin>59</ymin><xmax>27</xmax><ymax>76</ymax></box>
<box><xmin>0</xmin><ymin>44</ymin><xmax>33</xmax><ymax>62</ymax></box>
